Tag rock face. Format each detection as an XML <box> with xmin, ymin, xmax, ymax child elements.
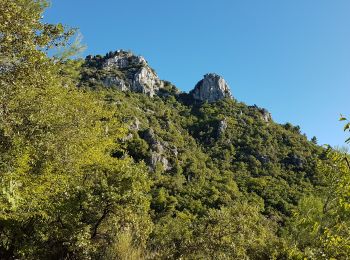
<box><xmin>217</xmin><ymin>118</ymin><xmax>228</xmax><ymax>137</ymax></box>
<box><xmin>103</xmin><ymin>51</ymin><xmax>147</xmax><ymax>69</ymax></box>
<box><xmin>260</xmin><ymin>108</ymin><xmax>271</xmax><ymax>122</ymax></box>
<box><xmin>87</xmin><ymin>50</ymin><xmax>164</xmax><ymax>97</ymax></box>
<box><xmin>190</xmin><ymin>73</ymin><xmax>232</xmax><ymax>102</ymax></box>
<box><xmin>85</xmin><ymin>52</ymin><xmax>233</xmax><ymax>101</ymax></box>
<box><xmin>141</xmin><ymin>128</ymin><xmax>172</xmax><ymax>171</ymax></box>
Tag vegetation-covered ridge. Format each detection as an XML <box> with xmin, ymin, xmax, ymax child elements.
<box><xmin>1</xmin><ymin>1</ymin><xmax>350</xmax><ymax>259</ymax></box>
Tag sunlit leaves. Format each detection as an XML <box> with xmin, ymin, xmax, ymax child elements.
<box><xmin>0</xmin><ymin>1</ymin><xmax>151</xmax><ymax>258</ymax></box>
<box><xmin>285</xmin><ymin>149</ymin><xmax>350</xmax><ymax>258</ymax></box>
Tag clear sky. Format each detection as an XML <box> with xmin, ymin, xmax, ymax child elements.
<box><xmin>44</xmin><ymin>0</ymin><xmax>350</xmax><ymax>147</ymax></box>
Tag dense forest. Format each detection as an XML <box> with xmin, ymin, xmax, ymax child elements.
<box><xmin>0</xmin><ymin>1</ymin><xmax>350</xmax><ymax>259</ymax></box>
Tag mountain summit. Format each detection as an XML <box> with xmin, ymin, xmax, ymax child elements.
<box><xmin>82</xmin><ymin>51</ymin><xmax>233</xmax><ymax>103</ymax></box>
<box><xmin>190</xmin><ymin>73</ymin><xmax>232</xmax><ymax>102</ymax></box>
<box><xmin>84</xmin><ymin>50</ymin><xmax>164</xmax><ymax>97</ymax></box>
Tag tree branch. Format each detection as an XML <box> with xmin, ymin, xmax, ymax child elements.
<box><xmin>91</xmin><ymin>204</ymin><xmax>111</xmax><ymax>239</ymax></box>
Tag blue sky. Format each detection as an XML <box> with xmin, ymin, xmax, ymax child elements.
<box><xmin>44</xmin><ymin>0</ymin><xmax>350</xmax><ymax>147</ymax></box>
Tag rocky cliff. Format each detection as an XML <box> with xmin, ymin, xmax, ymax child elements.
<box><xmin>83</xmin><ymin>50</ymin><xmax>164</xmax><ymax>97</ymax></box>
<box><xmin>190</xmin><ymin>73</ymin><xmax>232</xmax><ymax>102</ymax></box>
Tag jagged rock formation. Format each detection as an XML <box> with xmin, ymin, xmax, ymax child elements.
<box><xmin>84</xmin><ymin>50</ymin><xmax>164</xmax><ymax>97</ymax></box>
<box><xmin>83</xmin><ymin>52</ymin><xmax>235</xmax><ymax>102</ymax></box>
<box><xmin>190</xmin><ymin>73</ymin><xmax>232</xmax><ymax>102</ymax></box>
<box><xmin>103</xmin><ymin>51</ymin><xmax>147</xmax><ymax>69</ymax></box>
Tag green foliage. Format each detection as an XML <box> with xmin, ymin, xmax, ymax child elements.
<box><xmin>285</xmin><ymin>149</ymin><xmax>350</xmax><ymax>259</ymax></box>
<box><xmin>91</xmin><ymin>85</ymin><xmax>328</xmax><ymax>258</ymax></box>
<box><xmin>0</xmin><ymin>1</ymin><xmax>151</xmax><ymax>258</ymax></box>
<box><xmin>340</xmin><ymin>115</ymin><xmax>350</xmax><ymax>143</ymax></box>
<box><xmin>1</xmin><ymin>1</ymin><xmax>349</xmax><ymax>258</ymax></box>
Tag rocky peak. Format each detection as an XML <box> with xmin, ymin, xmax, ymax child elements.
<box><xmin>190</xmin><ymin>73</ymin><xmax>232</xmax><ymax>103</ymax></box>
<box><xmin>85</xmin><ymin>50</ymin><xmax>164</xmax><ymax>97</ymax></box>
<box><xmin>103</xmin><ymin>50</ymin><xmax>147</xmax><ymax>69</ymax></box>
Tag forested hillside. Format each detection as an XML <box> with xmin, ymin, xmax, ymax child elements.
<box><xmin>0</xmin><ymin>1</ymin><xmax>349</xmax><ymax>259</ymax></box>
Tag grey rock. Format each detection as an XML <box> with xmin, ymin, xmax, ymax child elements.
<box><xmin>103</xmin><ymin>50</ymin><xmax>147</xmax><ymax>69</ymax></box>
<box><xmin>150</xmin><ymin>152</ymin><xmax>171</xmax><ymax>171</ymax></box>
<box><xmin>102</xmin><ymin>50</ymin><xmax>163</xmax><ymax>97</ymax></box>
<box><xmin>103</xmin><ymin>77</ymin><xmax>128</xmax><ymax>91</ymax></box>
<box><xmin>153</xmin><ymin>141</ymin><xmax>165</xmax><ymax>153</ymax></box>
<box><xmin>217</xmin><ymin>118</ymin><xmax>228</xmax><ymax>136</ymax></box>
<box><xmin>260</xmin><ymin>108</ymin><xmax>271</xmax><ymax>122</ymax></box>
<box><xmin>190</xmin><ymin>73</ymin><xmax>232</xmax><ymax>102</ymax></box>
<box><xmin>129</xmin><ymin>117</ymin><xmax>141</xmax><ymax>131</ymax></box>
<box><xmin>131</xmin><ymin>67</ymin><xmax>163</xmax><ymax>97</ymax></box>
<box><xmin>142</xmin><ymin>128</ymin><xmax>157</xmax><ymax>146</ymax></box>
<box><xmin>171</xmin><ymin>146</ymin><xmax>178</xmax><ymax>157</ymax></box>
<box><xmin>290</xmin><ymin>154</ymin><xmax>303</xmax><ymax>168</ymax></box>
<box><xmin>140</xmin><ymin>128</ymin><xmax>172</xmax><ymax>171</ymax></box>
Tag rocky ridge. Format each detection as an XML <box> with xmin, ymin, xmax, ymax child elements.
<box><xmin>83</xmin><ymin>51</ymin><xmax>233</xmax><ymax>103</ymax></box>
<box><xmin>82</xmin><ymin>50</ymin><xmax>272</xmax><ymax>119</ymax></box>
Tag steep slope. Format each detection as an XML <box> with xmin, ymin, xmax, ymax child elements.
<box><xmin>3</xmin><ymin>1</ymin><xmax>348</xmax><ymax>257</ymax></box>
<box><xmin>79</xmin><ymin>50</ymin><xmax>329</xmax><ymax>257</ymax></box>
<box><xmin>80</xmin><ymin>50</ymin><xmax>325</xmax><ymax>217</ymax></box>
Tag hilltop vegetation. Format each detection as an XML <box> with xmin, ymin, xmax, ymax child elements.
<box><xmin>0</xmin><ymin>1</ymin><xmax>349</xmax><ymax>259</ymax></box>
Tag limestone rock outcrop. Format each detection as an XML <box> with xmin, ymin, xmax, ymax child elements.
<box><xmin>84</xmin><ymin>52</ymin><xmax>235</xmax><ymax>102</ymax></box>
<box><xmin>85</xmin><ymin>50</ymin><xmax>164</xmax><ymax>97</ymax></box>
<box><xmin>140</xmin><ymin>128</ymin><xmax>172</xmax><ymax>171</ymax></box>
<box><xmin>217</xmin><ymin>118</ymin><xmax>228</xmax><ymax>137</ymax></box>
<box><xmin>190</xmin><ymin>73</ymin><xmax>232</xmax><ymax>102</ymax></box>
<box><xmin>103</xmin><ymin>51</ymin><xmax>147</xmax><ymax>69</ymax></box>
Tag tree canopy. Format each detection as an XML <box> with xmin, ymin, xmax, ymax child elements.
<box><xmin>0</xmin><ymin>1</ymin><xmax>349</xmax><ymax>259</ymax></box>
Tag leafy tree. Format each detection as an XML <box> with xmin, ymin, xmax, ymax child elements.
<box><xmin>2</xmin><ymin>0</ymin><xmax>348</xmax><ymax>258</ymax></box>
<box><xmin>0</xmin><ymin>1</ymin><xmax>151</xmax><ymax>258</ymax></box>
<box><xmin>285</xmin><ymin>149</ymin><xmax>350</xmax><ymax>259</ymax></box>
